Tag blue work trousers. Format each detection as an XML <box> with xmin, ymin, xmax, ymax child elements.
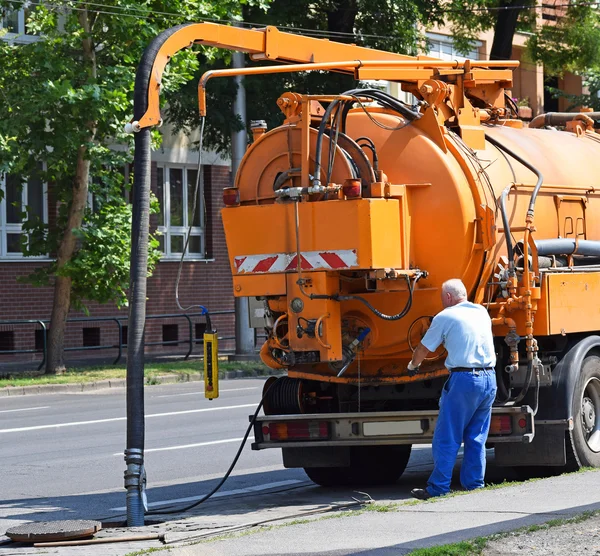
<box><xmin>427</xmin><ymin>370</ymin><xmax>497</xmax><ymax>497</ymax></box>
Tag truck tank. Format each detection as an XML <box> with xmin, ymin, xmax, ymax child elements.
<box><xmin>224</xmin><ymin>105</ymin><xmax>600</xmax><ymax>383</ymax></box>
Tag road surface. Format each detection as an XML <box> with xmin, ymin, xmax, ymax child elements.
<box><xmin>0</xmin><ymin>379</ymin><xmax>441</xmax><ymax>535</ymax></box>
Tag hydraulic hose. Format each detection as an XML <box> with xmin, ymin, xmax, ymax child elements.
<box><xmin>343</xmin><ymin>88</ymin><xmax>422</xmax><ymax>122</ymax></box>
<box><xmin>126</xmin><ymin>22</ymin><xmax>194</xmax><ymax>528</ymax></box>
<box><xmin>485</xmin><ymin>134</ymin><xmax>544</xmax><ymax>219</ymax></box>
<box><xmin>499</xmin><ymin>184</ymin><xmax>515</xmax><ymax>275</ymax></box>
<box><xmin>313</xmin><ymin>99</ymin><xmax>342</xmax><ymax>187</ymax></box>
<box><xmin>355</xmin><ymin>136</ymin><xmax>379</xmax><ymax>173</ymax></box>
<box><xmin>336</xmin><ymin>276</ymin><xmax>416</xmax><ymax>321</ymax></box>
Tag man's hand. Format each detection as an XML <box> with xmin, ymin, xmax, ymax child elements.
<box><xmin>407</xmin><ymin>360</ymin><xmax>420</xmax><ymax>377</ymax></box>
<box><xmin>407</xmin><ymin>343</ymin><xmax>431</xmax><ymax>376</ymax></box>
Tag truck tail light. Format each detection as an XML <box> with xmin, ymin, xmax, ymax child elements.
<box><xmin>223</xmin><ymin>187</ymin><xmax>240</xmax><ymax>207</ymax></box>
<box><xmin>489</xmin><ymin>415</ymin><xmax>512</xmax><ymax>435</ymax></box>
<box><xmin>264</xmin><ymin>421</ymin><xmax>329</xmax><ymax>441</ymax></box>
<box><xmin>342</xmin><ymin>179</ymin><xmax>361</xmax><ymax>198</ymax></box>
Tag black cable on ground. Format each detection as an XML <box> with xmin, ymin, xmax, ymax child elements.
<box><xmin>145</xmin><ymin>381</ymin><xmax>275</xmax><ymax>515</ymax></box>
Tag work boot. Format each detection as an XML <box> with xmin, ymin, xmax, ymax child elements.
<box><xmin>410</xmin><ymin>488</ymin><xmax>432</xmax><ymax>500</ymax></box>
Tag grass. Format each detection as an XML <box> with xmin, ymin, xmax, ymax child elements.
<box><xmin>0</xmin><ymin>359</ymin><xmax>272</xmax><ymax>388</ymax></box>
<box><xmin>405</xmin><ymin>509</ymin><xmax>600</xmax><ymax>556</ymax></box>
<box><xmin>407</xmin><ymin>538</ymin><xmax>488</xmax><ymax>556</ymax></box>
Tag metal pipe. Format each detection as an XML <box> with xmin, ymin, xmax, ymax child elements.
<box><xmin>529</xmin><ymin>111</ymin><xmax>600</xmax><ymax>129</ymax></box>
<box><xmin>534</xmin><ymin>238</ymin><xmax>600</xmax><ymax>257</ymax></box>
<box><xmin>232</xmin><ymin>46</ymin><xmax>255</xmax><ymax>357</ymax></box>
<box><xmin>33</xmin><ymin>533</ymin><xmax>164</xmax><ymax>547</ymax></box>
<box><xmin>198</xmin><ymin>59</ymin><xmax>518</xmax><ymax>116</ymax></box>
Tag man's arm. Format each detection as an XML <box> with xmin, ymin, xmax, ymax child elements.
<box><xmin>409</xmin><ymin>343</ymin><xmax>431</xmax><ymax>368</ymax></box>
<box><xmin>407</xmin><ymin>343</ymin><xmax>431</xmax><ymax>375</ymax></box>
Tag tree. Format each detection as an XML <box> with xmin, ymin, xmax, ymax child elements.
<box><xmin>446</xmin><ymin>1</ymin><xmax>600</xmax><ymax>82</ymax></box>
<box><xmin>0</xmin><ymin>0</ymin><xmax>269</xmax><ymax>373</ymax></box>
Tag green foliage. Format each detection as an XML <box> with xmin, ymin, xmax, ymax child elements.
<box><xmin>0</xmin><ymin>0</ymin><xmax>270</xmax><ymax>312</ymax></box>
<box><xmin>407</xmin><ymin>538</ymin><xmax>487</xmax><ymax>556</ymax></box>
<box><xmin>528</xmin><ymin>6</ymin><xmax>600</xmax><ymax>76</ymax></box>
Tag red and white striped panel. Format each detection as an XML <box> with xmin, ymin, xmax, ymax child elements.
<box><xmin>234</xmin><ymin>249</ymin><xmax>358</xmax><ymax>274</ymax></box>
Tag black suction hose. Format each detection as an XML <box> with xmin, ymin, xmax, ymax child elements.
<box><xmin>126</xmin><ymin>23</ymin><xmax>193</xmax><ymax>527</ymax></box>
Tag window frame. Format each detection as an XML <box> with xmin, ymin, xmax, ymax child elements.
<box><xmin>426</xmin><ymin>33</ymin><xmax>482</xmax><ymax>62</ymax></box>
<box><xmin>0</xmin><ymin>7</ymin><xmax>39</xmax><ymax>44</ymax></box>
<box><xmin>156</xmin><ymin>164</ymin><xmax>206</xmax><ymax>260</ymax></box>
<box><xmin>0</xmin><ymin>171</ymin><xmax>49</xmax><ymax>260</ymax></box>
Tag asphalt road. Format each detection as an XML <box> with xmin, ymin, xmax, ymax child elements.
<box><xmin>0</xmin><ymin>379</ymin><xmax>441</xmax><ymax>536</ymax></box>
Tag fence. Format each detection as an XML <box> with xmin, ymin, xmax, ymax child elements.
<box><xmin>0</xmin><ymin>310</ymin><xmax>259</xmax><ymax>371</ymax></box>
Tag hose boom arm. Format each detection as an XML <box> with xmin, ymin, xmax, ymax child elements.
<box><xmin>133</xmin><ymin>22</ymin><xmax>429</xmax><ymax>129</ymax></box>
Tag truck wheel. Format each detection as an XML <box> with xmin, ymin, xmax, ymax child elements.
<box><xmin>303</xmin><ymin>466</ymin><xmax>351</xmax><ymax>487</ymax></box>
<box><xmin>567</xmin><ymin>355</ymin><xmax>600</xmax><ymax>468</ymax></box>
<box><xmin>304</xmin><ymin>445</ymin><xmax>412</xmax><ymax>487</ymax></box>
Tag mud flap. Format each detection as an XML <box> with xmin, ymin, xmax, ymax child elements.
<box><xmin>494</xmin><ymin>424</ymin><xmax>567</xmax><ymax>466</ymax></box>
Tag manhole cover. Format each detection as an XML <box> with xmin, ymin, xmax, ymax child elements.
<box><xmin>5</xmin><ymin>520</ymin><xmax>102</xmax><ymax>543</ymax></box>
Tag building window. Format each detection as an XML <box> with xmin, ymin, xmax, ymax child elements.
<box><xmin>162</xmin><ymin>324</ymin><xmax>179</xmax><ymax>346</ymax></box>
<box><xmin>0</xmin><ymin>330</ymin><xmax>15</xmax><ymax>352</ymax></box>
<box><xmin>426</xmin><ymin>33</ymin><xmax>481</xmax><ymax>62</ymax></box>
<box><xmin>82</xmin><ymin>327</ymin><xmax>101</xmax><ymax>347</ymax></box>
<box><xmin>0</xmin><ymin>170</ymin><xmax>48</xmax><ymax>259</ymax></box>
<box><xmin>1</xmin><ymin>8</ymin><xmax>38</xmax><ymax>44</ymax></box>
<box><xmin>195</xmin><ymin>322</ymin><xmax>207</xmax><ymax>344</ymax></box>
<box><xmin>156</xmin><ymin>166</ymin><xmax>205</xmax><ymax>259</ymax></box>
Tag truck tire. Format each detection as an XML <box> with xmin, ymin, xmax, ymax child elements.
<box><xmin>304</xmin><ymin>445</ymin><xmax>412</xmax><ymax>487</ymax></box>
<box><xmin>567</xmin><ymin>355</ymin><xmax>600</xmax><ymax>468</ymax></box>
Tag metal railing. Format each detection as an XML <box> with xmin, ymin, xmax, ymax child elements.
<box><xmin>0</xmin><ymin>310</ymin><xmax>243</xmax><ymax>371</ymax></box>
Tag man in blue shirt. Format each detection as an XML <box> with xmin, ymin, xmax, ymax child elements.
<box><xmin>407</xmin><ymin>279</ymin><xmax>497</xmax><ymax>499</ymax></box>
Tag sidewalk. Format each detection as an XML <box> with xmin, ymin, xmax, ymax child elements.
<box><xmin>167</xmin><ymin>469</ymin><xmax>600</xmax><ymax>555</ymax></box>
<box><xmin>2</xmin><ymin>469</ymin><xmax>599</xmax><ymax>555</ymax></box>
<box><xmin>0</xmin><ymin>369</ymin><xmax>280</xmax><ymax>397</ymax></box>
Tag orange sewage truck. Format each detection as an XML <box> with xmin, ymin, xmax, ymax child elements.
<box><xmin>134</xmin><ymin>23</ymin><xmax>600</xmax><ymax>485</ymax></box>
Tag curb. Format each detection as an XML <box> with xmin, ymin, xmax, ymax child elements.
<box><xmin>0</xmin><ymin>370</ymin><xmax>282</xmax><ymax>397</ymax></box>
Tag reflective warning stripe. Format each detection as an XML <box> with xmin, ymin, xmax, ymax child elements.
<box><xmin>234</xmin><ymin>250</ymin><xmax>358</xmax><ymax>274</ymax></box>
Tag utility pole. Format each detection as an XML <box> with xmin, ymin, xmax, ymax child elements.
<box><xmin>231</xmin><ymin>46</ymin><xmax>255</xmax><ymax>357</ymax></box>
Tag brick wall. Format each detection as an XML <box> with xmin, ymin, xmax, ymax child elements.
<box><xmin>0</xmin><ymin>164</ymin><xmax>237</xmax><ymax>366</ymax></box>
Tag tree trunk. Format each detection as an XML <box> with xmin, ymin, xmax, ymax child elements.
<box><xmin>45</xmin><ymin>8</ymin><xmax>97</xmax><ymax>374</ymax></box>
<box><xmin>490</xmin><ymin>1</ymin><xmax>524</xmax><ymax>60</ymax></box>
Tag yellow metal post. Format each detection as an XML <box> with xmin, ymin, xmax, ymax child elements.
<box><xmin>204</xmin><ymin>332</ymin><xmax>219</xmax><ymax>399</ymax></box>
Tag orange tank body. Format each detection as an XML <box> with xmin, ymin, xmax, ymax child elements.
<box><xmin>223</xmin><ymin>96</ymin><xmax>600</xmax><ymax>385</ymax></box>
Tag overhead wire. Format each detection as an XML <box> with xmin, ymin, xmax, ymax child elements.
<box><xmin>7</xmin><ymin>0</ymin><xmax>594</xmax><ymax>45</ymax></box>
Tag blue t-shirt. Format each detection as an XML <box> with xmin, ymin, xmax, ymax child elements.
<box><xmin>421</xmin><ymin>301</ymin><xmax>496</xmax><ymax>369</ymax></box>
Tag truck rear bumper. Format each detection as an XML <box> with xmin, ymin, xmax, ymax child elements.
<box><xmin>251</xmin><ymin>406</ymin><xmax>534</xmax><ymax>450</ymax></box>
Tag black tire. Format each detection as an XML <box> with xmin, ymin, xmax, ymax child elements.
<box><xmin>304</xmin><ymin>445</ymin><xmax>412</xmax><ymax>487</ymax></box>
<box><xmin>304</xmin><ymin>466</ymin><xmax>351</xmax><ymax>487</ymax></box>
<box><xmin>566</xmin><ymin>355</ymin><xmax>600</xmax><ymax>469</ymax></box>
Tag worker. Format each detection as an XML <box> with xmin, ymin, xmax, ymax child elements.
<box><xmin>407</xmin><ymin>279</ymin><xmax>497</xmax><ymax>500</ymax></box>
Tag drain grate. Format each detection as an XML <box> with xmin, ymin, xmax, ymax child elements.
<box><xmin>5</xmin><ymin>520</ymin><xmax>102</xmax><ymax>543</ymax></box>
